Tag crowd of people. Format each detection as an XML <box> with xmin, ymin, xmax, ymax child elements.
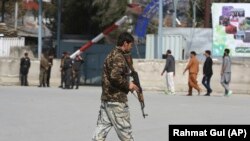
<box><xmin>18</xmin><ymin>40</ymin><xmax>233</xmax><ymax>96</ymax></box>
<box><xmin>92</xmin><ymin>32</ymin><xmax>233</xmax><ymax>141</ymax></box>
<box><xmin>19</xmin><ymin>47</ymin><xmax>232</xmax><ymax>95</ymax></box>
<box><xmin>18</xmin><ymin>33</ymin><xmax>233</xmax><ymax>141</ymax></box>
<box><xmin>19</xmin><ymin>51</ymin><xmax>84</xmax><ymax>90</ymax></box>
<box><xmin>58</xmin><ymin>52</ymin><xmax>84</xmax><ymax>89</ymax></box>
<box><xmin>161</xmin><ymin>48</ymin><xmax>232</xmax><ymax>96</ymax></box>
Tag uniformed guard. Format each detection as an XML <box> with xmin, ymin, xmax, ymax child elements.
<box><xmin>63</xmin><ymin>52</ymin><xmax>73</xmax><ymax>89</ymax></box>
<box><xmin>59</xmin><ymin>52</ymin><xmax>67</xmax><ymax>88</ymax></box>
<box><xmin>20</xmin><ymin>52</ymin><xmax>31</xmax><ymax>86</ymax></box>
<box><xmin>71</xmin><ymin>55</ymin><xmax>84</xmax><ymax>89</ymax></box>
<box><xmin>38</xmin><ymin>53</ymin><xmax>49</xmax><ymax>87</ymax></box>
<box><xmin>46</xmin><ymin>54</ymin><xmax>53</xmax><ymax>87</ymax></box>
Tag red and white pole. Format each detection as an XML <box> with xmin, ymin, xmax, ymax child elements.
<box><xmin>70</xmin><ymin>16</ymin><xmax>128</xmax><ymax>58</ymax></box>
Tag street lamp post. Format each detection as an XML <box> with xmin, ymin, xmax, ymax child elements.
<box><xmin>172</xmin><ymin>0</ymin><xmax>179</xmax><ymax>27</ymax></box>
<box><xmin>193</xmin><ymin>0</ymin><xmax>197</xmax><ymax>27</ymax></box>
<box><xmin>56</xmin><ymin>0</ymin><xmax>62</xmax><ymax>58</ymax></box>
<box><xmin>38</xmin><ymin>0</ymin><xmax>43</xmax><ymax>59</ymax></box>
<box><xmin>1</xmin><ymin>0</ymin><xmax>6</xmax><ymax>22</ymax></box>
<box><xmin>14</xmin><ymin>0</ymin><xmax>18</xmax><ymax>29</ymax></box>
<box><xmin>158</xmin><ymin>0</ymin><xmax>163</xmax><ymax>59</ymax></box>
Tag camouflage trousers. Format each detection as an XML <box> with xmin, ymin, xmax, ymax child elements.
<box><xmin>92</xmin><ymin>101</ymin><xmax>134</xmax><ymax>141</ymax></box>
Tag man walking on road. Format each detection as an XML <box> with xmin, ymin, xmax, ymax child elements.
<box><xmin>161</xmin><ymin>50</ymin><xmax>175</xmax><ymax>95</ymax></box>
<box><xmin>183</xmin><ymin>51</ymin><xmax>201</xmax><ymax>96</ymax></box>
<box><xmin>221</xmin><ymin>48</ymin><xmax>232</xmax><ymax>96</ymax></box>
<box><xmin>202</xmin><ymin>50</ymin><xmax>213</xmax><ymax>96</ymax></box>
<box><xmin>92</xmin><ymin>32</ymin><xmax>139</xmax><ymax>141</ymax></box>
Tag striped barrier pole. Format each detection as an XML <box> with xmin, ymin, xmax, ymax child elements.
<box><xmin>70</xmin><ymin>15</ymin><xmax>128</xmax><ymax>58</ymax></box>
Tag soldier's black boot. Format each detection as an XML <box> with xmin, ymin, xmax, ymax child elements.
<box><xmin>75</xmin><ymin>86</ymin><xmax>78</xmax><ymax>89</ymax></box>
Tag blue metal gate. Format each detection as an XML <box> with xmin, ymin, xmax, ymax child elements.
<box><xmin>60</xmin><ymin>41</ymin><xmax>145</xmax><ymax>85</ymax></box>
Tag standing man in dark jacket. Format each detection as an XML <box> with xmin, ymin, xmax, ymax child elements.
<box><xmin>59</xmin><ymin>52</ymin><xmax>66</xmax><ymax>88</ymax></box>
<box><xmin>46</xmin><ymin>54</ymin><xmax>53</xmax><ymax>87</ymax></box>
<box><xmin>202</xmin><ymin>50</ymin><xmax>213</xmax><ymax>96</ymax></box>
<box><xmin>161</xmin><ymin>50</ymin><xmax>175</xmax><ymax>95</ymax></box>
<box><xmin>71</xmin><ymin>55</ymin><xmax>84</xmax><ymax>89</ymax></box>
<box><xmin>63</xmin><ymin>52</ymin><xmax>73</xmax><ymax>89</ymax></box>
<box><xmin>20</xmin><ymin>52</ymin><xmax>31</xmax><ymax>86</ymax></box>
<box><xmin>92</xmin><ymin>32</ymin><xmax>139</xmax><ymax>141</ymax></box>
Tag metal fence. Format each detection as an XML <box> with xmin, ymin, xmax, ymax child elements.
<box><xmin>0</xmin><ymin>37</ymin><xmax>25</xmax><ymax>57</ymax></box>
<box><xmin>163</xmin><ymin>27</ymin><xmax>213</xmax><ymax>60</ymax></box>
<box><xmin>146</xmin><ymin>34</ymin><xmax>186</xmax><ymax>60</ymax></box>
<box><xmin>146</xmin><ymin>28</ymin><xmax>213</xmax><ymax>60</ymax></box>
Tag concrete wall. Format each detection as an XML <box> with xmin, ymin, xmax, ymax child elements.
<box><xmin>0</xmin><ymin>58</ymin><xmax>61</xmax><ymax>86</ymax></box>
<box><xmin>1</xmin><ymin>58</ymin><xmax>250</xmax><ymax>94</ymax></box>
<box><xmin>133</xmin><ymin>59</ymin><xmax>250</xmax><ymax>94</ymax></box>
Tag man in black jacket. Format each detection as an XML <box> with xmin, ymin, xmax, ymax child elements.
<box><xmin>20</xmin><ymin>52</ymin><xmax>31</xmax><ymax>86</ymax></box>
<box><xmin>202</xmin><ymin>50</ymin><xmax>213</xmax><ymax>96</ymax></box>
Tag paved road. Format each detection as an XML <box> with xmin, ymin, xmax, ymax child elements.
<box><xmin>0</xmin><ymin>86</ymin><xmax>250</xmax><ymax>141</ymax></box>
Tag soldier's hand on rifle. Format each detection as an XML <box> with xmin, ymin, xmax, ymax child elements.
<box><xmin>129</xmin><ymin>82</ymin><xmax>139</xmax><ymax>93</ymax></box>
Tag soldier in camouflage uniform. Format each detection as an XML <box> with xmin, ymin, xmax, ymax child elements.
<box><xmin>59</xmin><ymin>52</ymin><xmax>67</xmax><ymax>88</ymax></box>
<box><xmin>46</xmin><ymin>54</ymin><xmax>53</xmax><ymax>87</ymax></box>
<box><xmin>92</xmin><ymin>32</ymin><xmax>139</xmax><ymax>141</ymax></box>
<box><xmin>38</xmin><ymin>53</ymin><xmax>50</xmax><ymax>87</ymax></box>
<box><xmin>71</xmin><ymin>55</ymin><xmax>84</xmax><ymax>89</ymax></box>
<box><xmin>63</xmin><ymin>52</ymin><xmax>73</xmax><ymax>89</ymax></box>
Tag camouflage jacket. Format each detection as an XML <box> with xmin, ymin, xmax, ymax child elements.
<box><xmin>40</xmin><ymin>56</ymin><xmax>49</xmax><ymax>70</ymax></box>
<box><xmin>101</xmin><ymin>47</ymin><xmax>130</xmax><ymax>103</ymax></box>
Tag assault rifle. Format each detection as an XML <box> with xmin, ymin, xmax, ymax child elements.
<box><xmin>130</xmin><ymin>71</ymin><xmax>148</xmax><ymax>118</ymax></box>
<box><xmin>124</xmin><ymin>53</ymin><xmax>148</xmax><ymax>118</ymax></box>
